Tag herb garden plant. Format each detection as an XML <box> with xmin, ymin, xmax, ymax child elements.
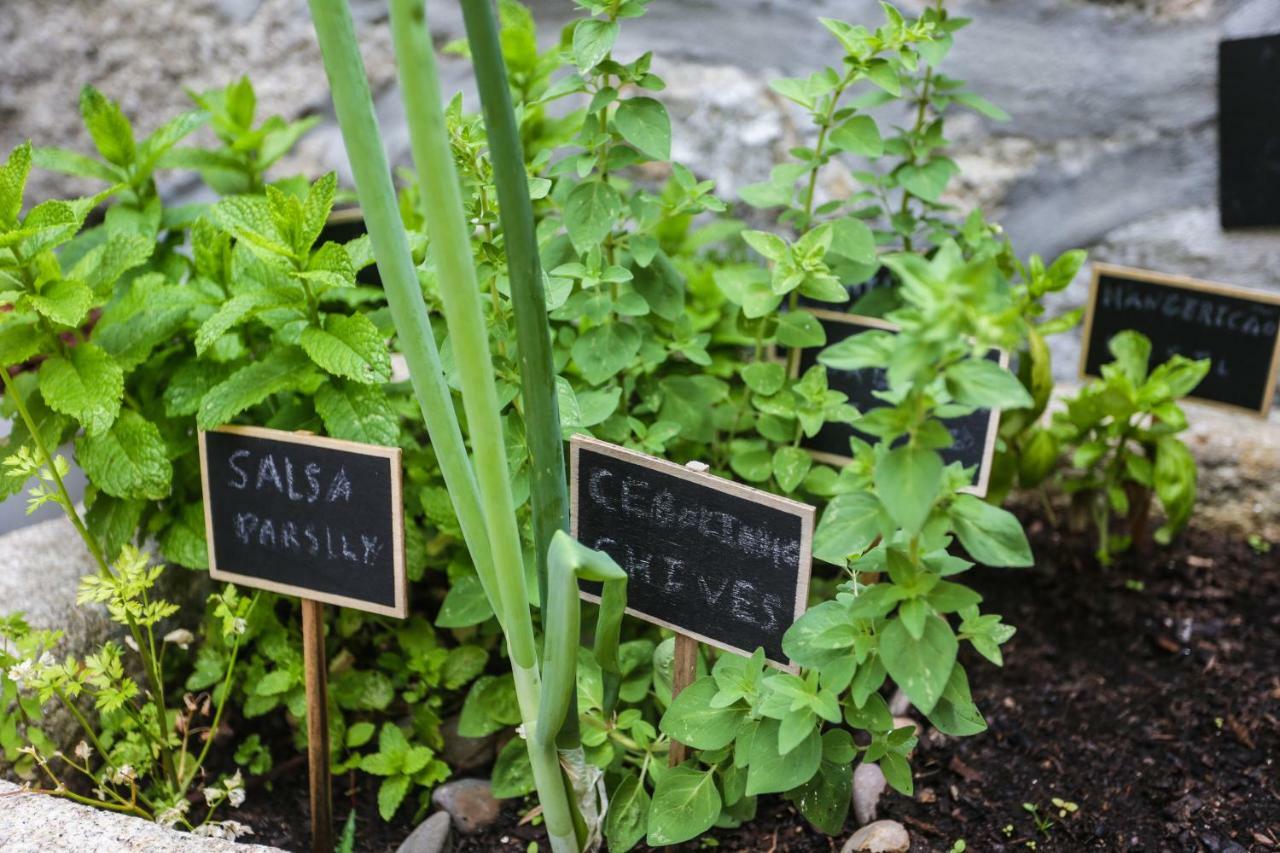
<box><xmin>0</xmin><ymin>0</ymin><xmax>1217</xmax><ymax>848</ymax></box>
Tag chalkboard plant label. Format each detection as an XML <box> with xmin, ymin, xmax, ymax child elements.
<box><xmin>1080</xmin><ymin>263</ymin><xmax>1280</xmax><ymax>415</ymax></box>
<box><xmin>199</xmin><ymin>425</ymin><xmax>407</xmax><ymax>617</ymax></box>
<box><xmin>795</xmin><ymin>310</ymin><xmax>1005</xmax><ymax>497</ymax></box>
<box><xmin>569</xmin><ymin>434</ymin><xmax>814</xmax><ymax>669</ymax></box>
<box><xmin>1219</xmin><ymin>34</ymin><xmax>1280</xmax><ymax>229</ymax></box>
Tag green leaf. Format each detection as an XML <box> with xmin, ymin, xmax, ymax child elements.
<box><xmin>160</xmin><ymin>503</ymin><xmax>209</xmax><ymax>570</ymax></box>
<box><xmin>435</xmin><ymin>574</ymin><xmax>495</xmax><ymax>628</ymax></box>
<box><xmin>829</xmin><ymin>115</ymin><xmax>883</xmax><ymax>158</ymax></box>
<box><xmin>377</xmin><ymin>776</ymin><xmax>411</xmax><ymax>821</ymax></box>
<box><xmin>793</xmin><ymin>757</ymin><xmax>852</xmax><ymax>834</ymax></box>
<box><xmin>196</xmin><ymin>349</ymin><xmax>324</xmax><ymax>429</ymax></box>
<box><xmin>315</xmin><ymin>381</ymin><xmax>399</xmax><ymax>446</ymax></box>
<box><xmin>85</xmin><ymin>494</ymin><xmax>144</xmax><ymax>561</ymax></box>
<box><xmin>79</xmin><ymin>86</ymin><xmax>135</xmax><ymax>167</ymax></box>
<box><xmin>490</xmin><ymin>737</ymin><xmax>535</xmax><ymax>799</ymax></box>
<box><xmin>878</xmin><ymin>750</ymin><xmax>913</xmax><ymax>795</ymax></box>
<box><xmin>31</xmin><ymin>148</ymin><xmax>119</xmax><ymax>184</ymax></box>
<box><xmin>949</xmin><ymin>494</ymin><xmax>1033</xmax><ymax>567</ymax></box>
<box><xmin>945</xmin><ymin>358</ymin><xmax>1031</xmax><ymax>410</ymax></box>
<box><xmin>76</xmin><ymin>410</ymin><xmax>172</xmax><ymax>500</ymax></box>
<box><xmin>776</xmin><ymin>310</ymin><xmax>826</xmax><ymax>348</ymax></box>
<box><xmin>0</xmin><ymin>142</ymin><xmax>32</xmax><ymax>225</ymax></box>
<box><xmin>659</xmin><ymin>677</ymin><xmax>746</xmax><ymax>750</ymax></box>
<box><xmin>646</xmin><ymin>765</ymin><xmax>721</xmax><ymax>846</ymax></box>
<box><xmin>0</xmin><ymin>320</ymin><xmax>45</xmax><ymax>367</ymax></box>
<box><xmin>814</xmin><ymin>492</ymin><xmax>885</xmax><ymax>563</ymax></box>
<box><xmin>212</xmin><ymin>194</ymin><xmax>292</xmax><ymax>259</ymax></box>
<box><xmin>1153</xmin><ymin>436</ymin><xmax>1196</xmax><ymax>542</ymax></box>
<box><xmin>741</xmin><ymin>361</ymin><xmax>785</xmax><ymax>396</ymax></box>
<box><xmin>772</xmin><ymin>446</ymin><xmax>812</xmax><ymax>493</ymax></box>
<box><xmin>879</xmin><ymin>615</ymin><xmax>957</xmax><ymax>714</ymax></box>
<box><xmin>301</xmin><ymin>173</ymin><xmax>337</xmax><ymax>253</ymax></box>
<box><xmin>194</xmin><ymin>293</ymin><xmax>271</xmax><ymax>355</ymax></box>
<box><xmin>742</xmin><ymin>230</ymin><xmax>788</xmax><ymax>262</ymax></box>
<box><xmin>874</xmin><ymin>446</ymin><xmax>943</xmax><ymax>534</ymax></box>
<box><xmin>745</xmin><ymin>718</ymin><xmax>821</xmax><ymax>795</ymax></box>
<box><xmin>828</xmin><ymin>216</ymin><xmax>877</xmax><ymax>264</ymax></box>
<box><xmin>346</xmin><ymin>722</ymin><xmax>377</xmax><ymax>749</ymax></box>
<box><xmin>614</xmin><ymin>97</ymin><xmax>671</xmax><ymax>161</ymax></box>
<box><xmin>572</xmin><ymin>19</ymin><xmax>618</xmax><ymax>71</ymax></box>
<box><xmin>605</xmin><ymin>772</ymin><xmax>650</xmax><ymax>853</ymax></box>
<box><xmin>571</xmin><ymin>323</ymin><xmax>640</xmax><ymax>386</ymax></box>
<box><xmin>563</xmin><ymin>180</ymin><xmax>622</xmax><ymax>255</ymax></box>
<box><xmin>300</xmin><ymin>313</ymin><xmax>391</xmax><ymax>384</ymax></box>
<box><xmin>39</xmin><ymin>343</ymin><xmax>123</xmax><ymax>435</ymax></box>
<box><xmin>457</xmin><ymin>675</ymin><xmax>521</xmax><ymax>737</ymax></box>
<box><xmin>951</xmin><ymin>91</ymin><xmax>1010</xmax><ymax>121</ymax></box>
<box><xmin>897</xmin><ymin>158</ymin><xmax>959</xmax><ymax>203</ymax></box>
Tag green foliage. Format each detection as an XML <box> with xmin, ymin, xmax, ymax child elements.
<box><xmin>1052</xmin><ymin>331</ymin><xmax>1208</xmax><ymax>564</ymax></box>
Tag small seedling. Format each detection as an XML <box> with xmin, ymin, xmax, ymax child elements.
<box><xmin>1248</xmin><ymin>534</ymin><xmax>1271</xmax><ymax>554</ymax></box>
<box><xmin>950</xmin><ymin>841</ymin><xmax>967</xmax><ymax>852</ymax></box>
<box><xmin>1125</xmin><ymin>579</ymin><xmax>1145</xmax><ymax>591</ymax></box>
<box><xmin>1023</xmin><ymin>802</ymin><xmax>1055</xmax><ymax>835</ymax></box>
<box><xmin>1051</xmin><ymin>797</ymin><xmax>1079</xmax><ymax>818</ymax></box>
<box><xmin>1003</xmin><ymin>824</ymin><xmax>1015</xmax><ymax>837</ymax></box>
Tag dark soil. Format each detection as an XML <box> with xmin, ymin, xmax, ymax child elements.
<box><xmin>249</xmin><ymin>518</ymin><xmax>1280</xmax><ymax>851</ymax></box>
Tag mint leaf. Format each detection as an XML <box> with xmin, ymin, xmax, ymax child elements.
<box><xmin>874</xmin><ymin>446</ymin><xmax>943</xmax><ymax>534</ymax></box>
<box><xmin>80</xmin><ymin>86</ymin><xmax>135</xmax><ymax>167</ymax></box>
<box><xmin>300</xmin><ymin>313</ymin><xmax>391</xmax><ymax>384</ymax></box>
<box><xmin>196</xmin><ymin>349</ymin><xmax>323</xmax><ymax>429</ymax></box>
<box><xmin>28</xmin><ymin>279</ymin><xmax>93</xmax><ymax>328</ymax></box>
<box><xmin>0</xmin><ymin>142</ymin><xmax>32</xmax><ymax>225</ymax></box>
<box><xmin>39</xmin><ymin>343</ymin><xmax>123</xmax><ymax>435</ymax></box>
<box><xmin>314</xmin><ymin>380</ymin><xmax>399</xmax><ymax>446</ymax></box>
<box><xmin>76</xmin><ymin>410</ymin><xmax>172</xmax><ymax>500</ymax></box>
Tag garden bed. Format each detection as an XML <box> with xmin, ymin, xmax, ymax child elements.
<box><xmin>430</xmin><ymin>517</ymin><xmax>1277</xmax><ymax>853</ymax></box>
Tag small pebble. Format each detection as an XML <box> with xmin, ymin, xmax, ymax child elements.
<box><xmin>851</xmin><ymin>762</ymin><xmax>887</xmax><ymax>826</ymax></box>
<box><xmin>842</xmin><ymin>819</ymin><xmax>910</xmax><ymax>853</ymax></box>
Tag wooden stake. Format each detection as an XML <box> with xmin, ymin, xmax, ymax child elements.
<box><xmin>301</xmin><ymin>598</ymin><xmax>332</xmax><ymax>853</ymax></box>
<box><xmin>668</xmin><ymin>632</ymin><xmax>699</xmax><ymax>767</ymax></box>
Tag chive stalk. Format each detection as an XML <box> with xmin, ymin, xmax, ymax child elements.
<box><xmin>457</xmin><ymin>0</ymin><xmax>568</xmax><ymax>608</ymax></box>
<box><xmin>382</xmin><ymin>1</ymin><xmax>577</xmax><ymax>849</ymax></box>
<box><xmin>304</xmin><ymin>0</ymin><xmax>504</xmax><ymax>622</ymax></box>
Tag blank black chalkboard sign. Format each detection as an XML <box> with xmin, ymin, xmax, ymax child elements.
<box><xmin>1081</xmin><ymin>264</ymin><xmax>1280</xmax><ymax>415</ymax></box>
<box><xmin>795</xmin><ymin>311</ymin><xmax>1004</xmax><ymax>497</ymax></box>
<box><xmin>570</xmin><ymin>435</ymin><xmax>814</xmax><ymax>669</ymax></box>
<box><xmin>199</xmin><ymin>425</ymin><xmax>406</xmax><ymax>617</ymax></box>
<box><xmin>1219</xmin><ymin>34</ymin><xmax>1280</xmax><ymax>229</ymax></box>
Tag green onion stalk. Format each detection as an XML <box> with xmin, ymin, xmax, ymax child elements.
<box><xmin>308</xmin><ymin>1</ymin><xmax>628</xmax><ymax>850</ymax></box>
<box><xmin>303</xmin><ymin>0</ymin><xmax>505</xmax><ymax>624</ymax></box>
<box><xmin>384</xmin><ymin>0</ymin><xmax>578</xmax><ymax>846</ymax></box>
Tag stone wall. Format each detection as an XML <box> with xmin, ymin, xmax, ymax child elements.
<box><xmin>2</xmin><ymin>0</ymin><xmax>1279</xmax><ymax>389</ymax></box>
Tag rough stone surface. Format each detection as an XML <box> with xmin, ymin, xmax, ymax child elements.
<box><xmin>842</xmin><ymin>819</ymin><xmax>911</xmax><ymax>853</ymax></box>
<box><xmin>429</xmin><ymin>778</ymin><xmax>500</xmax><ymax>835</ymax></box>
<box><xmin>851</xmin><ymin>761</ymin><xmax>887</xmax><ymax>827</ymax></box>
<box><xmin>395</xmin><ymin>810</ymin><xmax>453</xmax><ymax>853</ymax></box>
<box><xmin>5</xmin><ymin>0</ymin><xmax>1280</xmax><ymax>389</ymax></box>
<box><xmin>0</xmin><ymin>779</ymin><xmax>283</xmax><ymax>852</ymax></box>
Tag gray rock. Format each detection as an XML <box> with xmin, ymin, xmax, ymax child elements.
<box><xmin>851</xmin><ymin>762</ymin><xmax>887</xmax><ymax>826</ymax></box>
<box><xmin>887</xmin><ymin>689</ymin><xmax>911</xmax><ymax>717</ymax></box>
<box><xmin>395</xmin><ymin>811</ymin><xmax>452</xmax><ymax>853</ymax></box>
<box><xmin>430</xmin><ymin>778</ymin><xmax>500</xmax><ymax>835</ymax></box>
<box><xmin>438</xmin><ymin>716</ymin><xmax>496</xmax><ymax>775</ymax></box>
<box><xmin>842</xmin><ymin>819</ymin><xmax>911</xmax><ymax>853</ymax></box>
<box><xmin>0</xmin><ymin>779</ymin><xmax>284</xmax><ymax>852</ymax></box>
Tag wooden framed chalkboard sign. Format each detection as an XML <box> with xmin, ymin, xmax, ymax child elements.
<box><xmin>1080</xmin><ymin>263</ymin><xmax>1280</xmax><ymax>415</ymax></box>
<box><xmin>569</xmin><ymin>434</ymin><xmax>814</xmax><ymax>670</ymax></box>
<box><xmin>199</xmin><ymin>425</ymin><xmax>407</xmax><ymax>617</ymax></box>
<box><xmin>793</xmin><ymin>311</ymin><xmax>1005</xmax><ymax>497</ymax></box>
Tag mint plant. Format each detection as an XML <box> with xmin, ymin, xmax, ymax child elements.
<box><xmin>1051</xmin><ymin>331</ymin><xmax>1207</xmax><ymax>564</ymax></box>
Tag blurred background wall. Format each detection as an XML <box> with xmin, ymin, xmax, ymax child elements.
<box><xmin>3</xmin><ymin>0</ymin><xmax>1280</xmax><ymax>377</ymax></box>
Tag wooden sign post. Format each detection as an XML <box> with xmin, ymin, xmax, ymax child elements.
<box><xmin>568</xmin><ymin>435</ymin><xmax>815</xmax><ymax>765</ymax></box>
<box><xmin>1080</xmin><ymin>264</ymin><xmax>1280</xmax><ymax>415</ymax></box>
<box><xmin>793</xmin><ymin>311</ymin><xmax>1007</xmax><ymax>497</ymax></box>
<box><xmin>199</xmin><ymin>425</ymin><xmax>407</xmax><ymax>853</ymax></box>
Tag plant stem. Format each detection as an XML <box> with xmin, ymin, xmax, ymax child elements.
<box><xmin>458</xmin><ymin>0</ymin><xmax>579</xmax><ymax>749</ymax></box>
<box><xmin>383</xmin><ymin>2</ymin><xmax>576</xmax><ymax>850</ymax></box>
<box><xmin>305</xmin><ymin>0</ymin><xmax>505</xmax><ymax>625</ymax></box>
